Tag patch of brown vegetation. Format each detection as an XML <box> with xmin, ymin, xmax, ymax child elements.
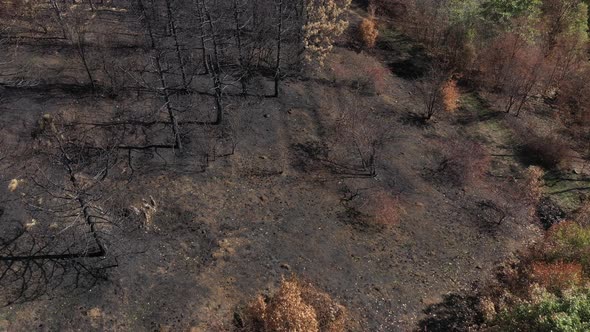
<box><xmin>238</xmin><ymin>277</ymin><xmax>348</xmax><ymax>332</ymax></box>
<box><xmin>359</xmin><ymin>18</ymin><xmax>378</xmax><ymax>48</ymax></box>
<box><xmin>437</xmin><ymin>140</ymin><xmax>491</xmax><ymax>188</ymax></box>
<box><xmin>530</xmin><ymin>261</ymin><xmax>583</xmax><ymax>292</ymax></box>
<box><xmin>441</xmin><ymin>79</ymin><xmax>460</xmax><ymax>113</ymax></box>
<box><xmin>372</xmin><ymin>190</ymin><xmax>401</xmax><ymax>228</ymax></box>
<box><xmin>575</xmin><ymin>199</ymin><xmax>590</xmax><ymax>226</ymax></box>
<box><xmin>330</xmin><ymin>53</ymin><xmax>390</xmax><ymax>96</ymax></box>
<box><xmin>524</xmin><ymin>166</ymin><xmax>545</xmax><ymax>205</ymax></box>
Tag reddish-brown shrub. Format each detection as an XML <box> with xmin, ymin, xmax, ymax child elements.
<box><xmin>372</xmin><ymin>191</ymin><xmax>401</xmax><ymax>227</ymax></box>
<box><xmin>441</xmin><ymin>79</ymin><xmax>460</xmax><ymax>113</ymax></box>
<box><xmin>522</xmin><ymin>165</ymin><xmax>545</xmax><ymax>220</ymax></box>
<box><xmin>330</xmin><ymin>54</ymin><xmax>389</xmax><ymax>95</ymax></box>
<box><xmin>239</xmin><ymin>277</ymin><xmax>348</xmax><ymax>332</ymax></box>
<box><xmin>366</xmin><ymin>65</ymin><xmax>388</xmax><ymax>95</ymax></box>
<box><xmin>557</xmin><ymin>64</ymin><xmax>590</xmax><ymax>128</ymax></box>
<box><xmin>359</xmin><ymin>18</ymin><xmax>378</xmax><ymax>48</ymax></box>
<box><xmin>524</xmin><ymin>166</ymin><xmax>545</xmax><ymax>205</ymax></box>
<box><xmin>476</xmin><ymin>32</ymin><xmax>545</xmax><ymax>116</ymax></box>
<box><xmin>575</xmin><ymin>200</ymin><xmax>590</xmax><ymax>226</ymax></box>
<box><xmin>414</xmin><ymin>64</ymin><xmax>451</xmax><ymax>120</ymax></box>
<box><xmin>437</xmin><ymin>141</ymin><xmax>491</xmax><ymax>187</ymax></box>
<box><xmin>531</xmin><ymin>261</ymin><xmax>583</xmax><ymax>292</ymax></box>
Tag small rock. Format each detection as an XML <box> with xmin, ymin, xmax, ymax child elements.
<box><xmin>263</xmin><ymin>114</ymin><xmax>270</xmax><ymax>118</ymax></box>
<box><xmin>280</xmin><ymin>263</ymin><xmax>291</xmax><ymax>270</ymax></box>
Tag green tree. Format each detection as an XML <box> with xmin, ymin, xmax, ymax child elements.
<box><xmin>481</xmin><ymin>0</ymin><xmax>543</xmax><ymax>38</ymax></box>
<box><xmin>495</xmin><ymin>287</ymin><xmax>590</xmax><ymax>332</ymax></box>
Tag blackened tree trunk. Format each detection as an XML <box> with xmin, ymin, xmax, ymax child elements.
<box><xmin>137</xmin><ymin>0</ymin><xmax>183</xmax><ymax>151</ymax></box>
<box><xmin>165</xmin><ymin>0</ymin><xmax>188</xmax><ymax>88</ymax></box>
<box><xmin>273</xmin><ymin>0</ymin><xmax>284</xmax><ymax>98</ymax></box>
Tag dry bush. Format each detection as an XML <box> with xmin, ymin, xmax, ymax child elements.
<box><xmin>437</xmin><ymin>141</ymin><xmax>490</xmax><ymax>187</ymax></box>
<box><xmin>441</xmin><ymin>79</ymin><xmax>460</xmax><ymax>113</ymax></box>
<box><xmin>524</xmin><ymin>166</ymin><xmax>545</xmax><ymax>206</ymax></box>
<box><xmin>358</xmin><ymin>18</ymin><xmax>378</xmax><ymax>48</ymax></box>
<box><xmin>7</xmin><ymin>178</ymin><xmax>22</xmax><ymax>192</ymax></box>
<box><xmin>520</xmin><ymin>136</ymin><xmax>570</xmax><ymax>170</ymax></box>
<box><xmin>130</xmin><ymin>196</ymin><xmax>159</xmax><ymax>231</ymax></box>
<box><xmin>339</xmin><ymin>187</ymin><xmax>401</xmax><ymax>230</ymax></box>
<box><xmin>414</xmin><ymin>64</ymin><xmax>452</xmax><ymax>120</ymax></box>
<box><xmin>365</xmin><ymin>65</ymin><xmax>389</xmax><ymax>95</ymax></box>
<box><xmin>575</xmin><ymin>199</ymin><xmax>590</xmax><ymax>226</ymax></box>
<box><xmin>371</xmin><ymin>191</ymin><xmax>401</xmax><ymax>228</ymax></box>
<box><xmin>371</xmin><ymin>0</ymin><xmax>408</xmax><ymax>17</ymax></box>
<box><xmin>531</xmin><ymin>261</ymin><xmax>583</xmax><ymax>293</ymax></box>
<box><xmin>557</xmin><ymin>64</ymin><xmax>590</xmax><ymax>140</ymax></box>
<box><xmin>325</xmin><ymin>93</ymin><xmax>388</xmax><ymax>177</ymax></box>
<box><xmin>330</xmin><ymin>54</ymin><xmax>389</xmax><ymax>95</ymax></box>
<box><xmin>536</xmin><ymin>197</ymin><xmax>566</xmax><ymax>230</ymax></box>
<box><xmin>476</xmin><ymin>32</ymin><xmax>545</xmax><ymax>116</ymax></box>
<box><xmin>239</xmin><ymin>277</ymin><xmax>348</xmax><ymax>332</ymax></box>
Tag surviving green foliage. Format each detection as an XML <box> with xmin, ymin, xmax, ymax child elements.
<box><xmin>481</xmin><ymin>0</ymin><xmax>543</xmax><ymax>38</ymax></box>
<box><xmin>495</xmin><ymin>287</ymin><xmax>590</xmax><ymax>332</ymax></box>
<box><xmin>481</xmin><ymin>0</ymin><xmax>543</xmax><ymax>24</ymax></box>
<box><xmin>544</xmin><ymin>222</ymin><xmax>590</xmax><ymax>273</ymax></box>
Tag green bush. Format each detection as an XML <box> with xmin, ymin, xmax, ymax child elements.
<box><xmin>544</xmin><ymin>222</ymin><xmax>590</xmax><ymax>273</ymax></box>
<box><xmin>495</xmin><ymin>287</ymin><xmax>590</xmax><ymax>331</ymax></box>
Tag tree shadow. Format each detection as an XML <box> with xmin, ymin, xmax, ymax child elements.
<box><xmin>418</xmin><ymin>293</ymin><xmax>484</xmax><ymax>332</ymax></box>
<box><xmin>399</xmin><ymin>112</ymin><xmax>433</xmax><ymax>128</ymax></box>
<box><xmin>454</xmin><ymin>109</ymin><xmax>506</xmax><ymax>126</ymax></box>
<box><xmin>389</xmin><ymin>58</ymin><xmax>429</xmax><ymax>80</ymax></box>
<box><xmin>291</xmin><ymin>142</ymin><xmax>375</xmax><ymax>177</ymax></box>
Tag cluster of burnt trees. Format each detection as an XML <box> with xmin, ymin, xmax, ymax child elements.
<box><xmin>0</xmin><ymin>115</ymin><xmax>122</xmax><ymax>304</ymax></box>
<box><xmin>0</xmin><ymin>0</ymin><xmax>351</xmax><ymax>304</ymax></box>
<box><xmin>1</xmin><ymin>0</ymin><xmax>307</xmax><ymax>151</ymax></box>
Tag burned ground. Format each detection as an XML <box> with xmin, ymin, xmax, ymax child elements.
<box><xmin>1</xmin><ymin>1</ymin><xmax>589</xmax><ymax>331</ymax></box>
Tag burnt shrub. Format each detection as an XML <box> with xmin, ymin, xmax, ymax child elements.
<box><xmin>519</xmin><ymin>136</ymin><xmax>570</xmax><ymax>170</ymax></box>
<box><xmin>436</xmin><ymin>141</ymin><xmax>491</xmax><ymax>188</ymax></box>
<box><xmin>419</xmin><ymin>294</ymin><xmax>485</xmax><ymax>331</ymax></box>
<box><xmin>338</xmin><ymin>187</ymin><xmax>401</xmax><ymax>231</ymax></box>
<box><xmin>536</xmin><ymin>197</ymin><xmax>566</xmax><ymax>230</ymax></box>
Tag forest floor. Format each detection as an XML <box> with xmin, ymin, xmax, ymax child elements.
<box><xmin>1</xmin><ymin>6</ymin><xmax>590</xmax><ymax>332</ymax></box>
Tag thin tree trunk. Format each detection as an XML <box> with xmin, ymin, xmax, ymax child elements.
<box><xmin>50</xmin><ymin>0</ymin><xmax>68</xmax><ymax>39</ymax></box>
<box><xmin>206</xmin><ymin>55</ymin><xmax>223</xmax><ymax>125</ymax></box>
<box><xmin>201</xmin><ymin>1</ymin><xmax>223</xmax><ymax>124</ymax></box>
<box><xmin>193</xmin><ymin>0</ymin><xmax>209</xmax><ymax>74</ymax></box>
<box><xmin>76</xmin><ymin>32</ymin><xmax>96</xmax><ymax>91</ymax></box>
<box><xmin>137</xmin><ymin>0</ymin><xmax>183</xmax><ymax>151</ymax></box>
<box><xmin>165</xmin><ymin>0</ymin><xmax>187</xmax><ymax>88</ymax></box>
<box><xmin>273</xmin><ymin>0</ymin><xmax>283</xmax><ymax>98</ymax></box>
<box><xmin>233</xmin><ymin>0</ymin><xmax>247</xmax><ymax>94</ymax></box>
